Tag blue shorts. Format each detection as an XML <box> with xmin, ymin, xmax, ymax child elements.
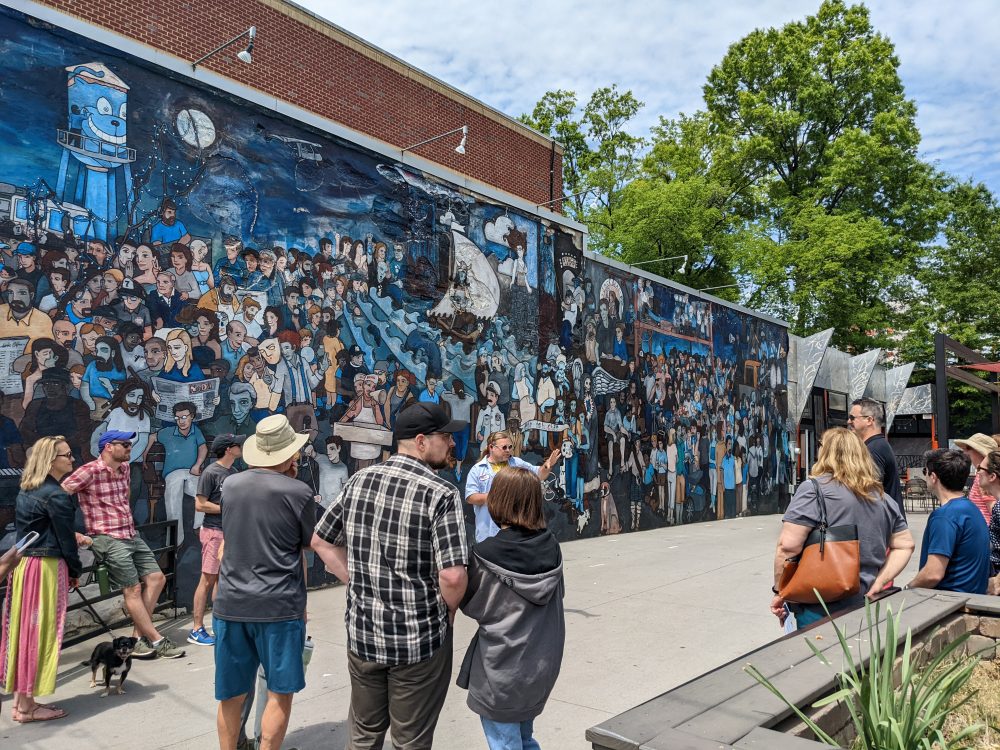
<box><xmin>214</xmin><ymin>617</ymin><xmax>306</xmax><ymax>700</ymax></box>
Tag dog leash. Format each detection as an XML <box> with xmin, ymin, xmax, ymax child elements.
<box><xmin>71</xmin><ymin>585</ymin><xmax>117</xmax><ymax>638</ymax></box>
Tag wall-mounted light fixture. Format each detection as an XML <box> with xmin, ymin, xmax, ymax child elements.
<box><xmin>192</xmin><ymin>26</ymin><xmax>257</xmax><ymax>70</ymax></box>
<box><xmin>403</xmin><ymin>125</ymin><xmax>468</xmax><ymax>156</ymax></box>
<box><xmin>698</xmin><ymin>283</ymin><xmax>740</xmax><ymax>293</ymax></box>
<box><xmin>632</xmin><ymin>254</ymin><xmax>688</xmax><ymax>275</ymax></box>
<box><xmin>536</xmin><ymin>187</ymin><xmax>597</xmax><ymax>209</ymax></box>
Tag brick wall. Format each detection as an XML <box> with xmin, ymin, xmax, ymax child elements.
<box><xmin>34</xmin><ymin>0</ymin><xmax>562</xmax><ymax>207</ymax></box>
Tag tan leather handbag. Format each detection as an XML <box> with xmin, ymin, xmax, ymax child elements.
<box><xmin>778</xmin><ymin>479</ymin><xmax>861</xmax><ymax>605</ymax></box>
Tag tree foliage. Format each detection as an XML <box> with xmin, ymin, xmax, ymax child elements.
<box><xmin>520</xmin><ymin>86</ymin><xmax>645</xmax><ymax>252</ymax></box>
<box><xmin>898</xmin><ymin>180</ymin><xmax>1000</xmax><ymax>366</ymax></box>
<box><xmin>701</xmin><ymin>0</ymin><xmax>941</xmax><ymax>349</ymax></box>
<box><xmin>521</xmin><ymin>0</ymin><xmax>998</xmax><ymax>365</ymax></box>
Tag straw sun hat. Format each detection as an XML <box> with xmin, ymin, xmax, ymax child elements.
<box><xmin>242</xmin><ymin>414</ymin><xmax>310</xmax><ymax>467</ymax></box>
<box><xmin>954</xmin><ymin>433</ymin><xmax>999</xmax><ymax>458</ymax></box>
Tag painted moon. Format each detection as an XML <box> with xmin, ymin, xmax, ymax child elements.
<box><xmin>176</xmin><ymin>108</ymin><xmax>216</xmax><ymax>149</ymax></box>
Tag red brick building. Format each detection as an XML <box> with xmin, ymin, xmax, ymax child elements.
<box><xmin>25</xmin><ymin>0</ymin><xmax>563</xmax><ymax>208</ymax></box>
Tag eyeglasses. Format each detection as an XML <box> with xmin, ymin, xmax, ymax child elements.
<box><xmin>977</xmin><ymin>466</ymin><xmax>994</xmax><ymax>475</ymax></box>
<box><xmin>56</xmin><ymin>452</ymin><xmax>74</xmax><ymax>459</ymax></box>
<box><xmin>847</xmin><ymin>415</ymin><xmax>872</xmax><ymax>422</ymax></box>
<box><xmin>493</xmin><ymin>444</ymin><xmax>513</xmax><ymax>451</ymax></box>
<box><xmin>111</xmin><ymin>441</ymin><xmax>133</xmax><ymax>448</ymax></box>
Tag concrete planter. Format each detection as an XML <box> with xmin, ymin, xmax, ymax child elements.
<box><xmin>586</xmin><ymin>589</ymin><xmax>1000</xmax><ymax>749</ymax></box>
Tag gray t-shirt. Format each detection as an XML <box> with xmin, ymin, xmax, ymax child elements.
<box><xmin>213</xmin><ymin>468</ymin><xmax>314</xmax><ymax>622</ymax></box>
<box><xmin>196</xmin><ymin>461</ymin><xmax>235</xmax><ymax>530</ymax></box>
<box><xmin>783</xmin><ymin>474</ymin><xmax>907</xmax><ymax>613</ymax></box>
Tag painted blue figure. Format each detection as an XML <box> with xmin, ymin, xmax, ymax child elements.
<box><xmin>562</xmin><ymin>428</ymin><xmax>583</xmax><ymax>513</ymax></box>
<box><xmin>149</xmin><ymin>197</ymin><xmax>191</xmax><ymax>247</ymax></box>
<box><xmin>56</xmin><ymin>63</ymin><xmax>135</xmax><ymax>241</ymax></box>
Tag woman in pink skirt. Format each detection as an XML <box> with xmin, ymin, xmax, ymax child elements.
<box><xmin>1</xmin><ymin>436</ymin><xmax>83</xmax><ymax>723</ymax></box>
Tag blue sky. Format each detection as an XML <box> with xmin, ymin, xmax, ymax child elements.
<box><xmin>298</xmin><ymin>0</ymin><xmax>1000</xmax><ymax>195</ymax></box>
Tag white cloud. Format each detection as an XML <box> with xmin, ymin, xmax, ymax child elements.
<box><xmin>299</xmin><ymin>0</ymin><xmax>1000</xmax><ymax>192</ymax></box>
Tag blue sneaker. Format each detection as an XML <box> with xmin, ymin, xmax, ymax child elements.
<box><xmin>187</xmin><ymin>627</ymin><xmax>215</xmax><ymax>646</ymax></box>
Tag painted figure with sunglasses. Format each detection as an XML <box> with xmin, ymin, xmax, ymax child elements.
<box><xmin>848</xmin><ymin>398</ymin><xmax>904</xmax><ymax>519</ymax></box>
<box><xmin>1</xmin><ymin>436</ymin><xmax>84</xmax><ymax>723</ymax></box>
<box><xmin>63</xmin><ymin>430</ymin><xmax>186</xmax><ymax>660</ymax></box>
<box><xmin>466</xmin><ymin>430</ymin><xmax>561</xmax><ymax>543</ymax></box>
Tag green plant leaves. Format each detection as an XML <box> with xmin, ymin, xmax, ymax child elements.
<box><xmin>743</xmin><ymin>597</ymin><xmax>985</xmax><ymax>749</ymax></box>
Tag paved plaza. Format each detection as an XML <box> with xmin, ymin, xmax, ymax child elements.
<box><xmin>1</xmin><ymin>513</ymin><xmax>929</xmax><ymax>750</ymax></box>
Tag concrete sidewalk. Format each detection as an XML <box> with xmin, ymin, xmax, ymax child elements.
<box><xmin>1</xmin><ymin>513</ymin><xmax>928</xmax><ymax>750</ymax></box>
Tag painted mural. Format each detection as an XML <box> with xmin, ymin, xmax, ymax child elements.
<box><xmin>0</xmin><ymin>6</ymin><xmax>790</xmax><ymax>606</ymax></box>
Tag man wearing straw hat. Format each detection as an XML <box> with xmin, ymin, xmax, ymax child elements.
<box><xmin>312</xmin><ymin>402</ymin><xmax>469</xmax><ymax>750</ymax></box>
<box><xmin>213</xmin><ymin>414</ymin><xmax>312</xmax><ymax>750</ymax></box>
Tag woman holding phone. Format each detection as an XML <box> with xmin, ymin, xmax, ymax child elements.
<box><xmin>0</xmin><ymin>436</ymin><xmax>84</xmax><ymax>723</ymax></box>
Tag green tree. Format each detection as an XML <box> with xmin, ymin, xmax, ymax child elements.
<box><xmin>700</xmin><ymin>0</ymin><xmax>941</xmax><ymax>349</ymax></box>
<box><xmin>896</xmin><ymin>179</ymin><xmax>1000</xmax><ymax>436</ymax></box>
<box><xmin>898</xmin><ymin>180</ymin><xmax>1000</xmax><ymax>366</ymax></box>
<box><xmin>520</xmin><ymin>86</ymin><xmax>645</xmax><ymax>252</ymax></box>
<box><xmin>607</xmin><ymin>112</ymin><xmax>745</xmax><ymax>296</ymax></box>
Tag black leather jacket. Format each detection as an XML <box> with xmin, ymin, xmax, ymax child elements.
<box><xmin>15</xmin><ymin>476</ymin><xmax>83</xmax><ymax>579</ymax></box>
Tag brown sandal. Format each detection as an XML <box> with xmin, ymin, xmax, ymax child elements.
<box><xmin>13</xmin><ymin>705</ymin><xmax>68</xmax><ymax>722</ymax></box>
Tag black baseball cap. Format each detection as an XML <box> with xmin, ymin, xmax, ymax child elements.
<box><xmin>211</xmin><ymin>433</ymin><xmax>247</xmax><ymax>456</ymax></box>
<box><xmin>393</xmin><ymin>403</ymin><xmax>467</xmax><ymax>441</ymax></box>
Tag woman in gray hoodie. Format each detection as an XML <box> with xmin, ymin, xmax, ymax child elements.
<box><xmin>458</xmin><ymin>467</ymin><xmax>566</xmax><ymax>749</ymax></box>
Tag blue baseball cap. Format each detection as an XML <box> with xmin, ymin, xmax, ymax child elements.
<box><xmin>98</xmin><ymin>430</ymin><xmax>137</xmax><ymax>452</ymax></box>
<box><xmin>15</xmin><ymin>242</ymin><xmax>36</xmax><ymax>255</ymax></box>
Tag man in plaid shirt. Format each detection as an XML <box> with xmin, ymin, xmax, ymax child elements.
<box><xmin>312</xmin><ymin>403</ymin><xmax>468</xmax><ymax>750</ymax></box>
<box><xmin>63</xmin><ymin>430</ymin><xmax>185</xmax><ymax>659</ymax></box>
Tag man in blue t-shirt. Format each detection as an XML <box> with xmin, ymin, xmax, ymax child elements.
<box><xmin>906</xmin><ymin>448</ymin><xmax>990</xmax><ymax>594</ymax></box>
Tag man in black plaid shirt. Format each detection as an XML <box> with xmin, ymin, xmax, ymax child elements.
<box><xmin>312</xmin><ymin>402</ymin><xmax>469</xmax><ymax>749</ymax></box>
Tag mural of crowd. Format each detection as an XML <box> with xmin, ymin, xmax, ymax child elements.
<box><xmin>0</xmin><ymin>6</ymin><xmax>790</xmax><ymax>603</ymax></box>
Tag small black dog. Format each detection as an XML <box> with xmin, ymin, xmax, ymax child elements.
<box><xmin>86</xmin><ymin>636</ymin><xmax>138</xmax><ymax>697</ymax></box>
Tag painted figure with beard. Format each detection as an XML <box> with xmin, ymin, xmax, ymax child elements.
<box><xmin>137</xmin><ymin>337</ymin><xmax>167</xmax><ymax>386</ymax></box>
<box><xmin>50</xmin><ymin>319</ymin><xmax>82</xmax><ymax>368</ymax></box>
<box><xmin>197</xmin><ymin>274</ymin><xmax>240</xmax><ymax>321</ymax></box>
<box><xmin>2</xmin><ymin>278</ymin><xmax>52</xmax><ymax>345</ymax></box>
<box><xmin>149</xmin><ymin>198</ymin><xmax>191</xmax><ymax>247</ymax></box>
<box><xmin>80</xmin><ymin>335</ymin><xmax>127</xmax><ymax>420</ymax></box>
<box><xmin>92</xmin><ymin>377</ymin><xmax>154</xmax><ymax>508</ymax></box>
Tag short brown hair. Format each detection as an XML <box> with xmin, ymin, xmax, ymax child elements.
<box><xmin>487</xmin><ymin>467</ymin><xmax>546</xmax><ymax>531</ymax></box>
